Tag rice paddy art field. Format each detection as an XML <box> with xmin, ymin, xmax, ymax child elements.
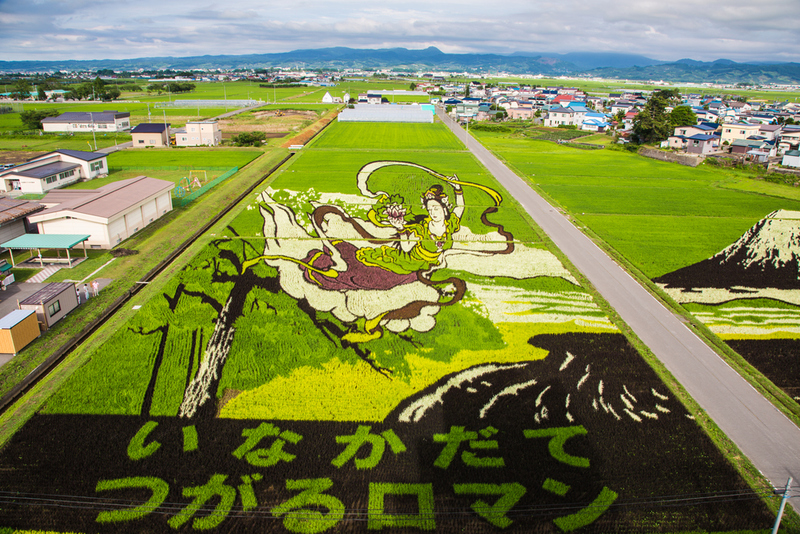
<box><xmin>0</xmin><ymin>124</ymin><xmax>775</xmax><ymax>532</ymax></box>
<box><xmin>472</xmin><ymin>128</ymin><xmax>800</xmax><ymax>414</ymax></box>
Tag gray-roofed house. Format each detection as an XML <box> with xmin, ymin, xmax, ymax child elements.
<box><xmin>19</xmin><ymin>282</ymin><xmax>79</xmax><ymax>331</ymax></box>
<box><xmin>41</xmin><ymin>111</ymin><xmax>131</xmax><ymax>133</ymax></box>
<box><xmin>0</xmin><ymin>149</ymin><xmax>108</xmax><ymax>194</ymax></box>
<box><xmin>28</xmin><ymin>176</ymin><xmax>174</xmax><ymax>248</ymax></box>
<box><xmin>131</xmin><ymin>123</ymin><xmax>171</xmax><ymax>148</ymax></box>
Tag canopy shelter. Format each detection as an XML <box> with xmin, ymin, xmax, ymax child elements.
<box><xmin>0</xmin><ymin>234</ymin><xmax>90</xmax><ymax>268</ymax></box>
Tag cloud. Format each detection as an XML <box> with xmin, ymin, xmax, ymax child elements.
<box><xmin>0</xmin><ymin>0</ymin><xmax>798</xmax><ymax>63</ymax></box>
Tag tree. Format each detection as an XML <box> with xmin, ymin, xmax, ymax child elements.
<box><xmin>20</xmin><ymin>109</ymin><xmax>60</xmax><ymax>129</ymax></box>
<box><xmin>37</xmin><ymin>86</ymin><xmax>47</xmax><ymax>101</ymax></box>
<box><xmin>231</xmin><ymin>132</ymin><xmax>266</xmax><ymax>146</ymax></box>
<box><xmin>631</xmin><ymin>89</ymin><xmax>681</xmax><ymax>144</ymax></box>
<box><xmin>10</xmin><ymin>79</ymin><xmax>31</xmax><ymax>100</ymax></box>
<box><xmin>669</xmin><ymin>106</ymin><xmax>697</xmax><ymax>129</ymax></box>
<box><xmin>409</xmin><ymin>82</ymin><xmax>417</xmax><ymax>91</ymax></box>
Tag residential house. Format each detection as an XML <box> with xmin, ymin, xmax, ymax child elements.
<box><xmin>131</xmin><ymin>123</ymin><xmax>170</xmax><ymax>148</ymax></box>
<box><xmin>544</xmin><ymin>106</ymin><xmax>576</xmax><ymax>127</ymax></box>
<box><xmin>730</xmin><ymin>139</ymin><xmax>776</xmax><ymax>161</ymax></box>
<box><xmin>507</xmin><ymin>102</ymin><xmax>534</xmax><ymax>120</ymax></box>
<box><xmin>581</xmin><ymin>112</ymin><xmax>611</xmax><ymax>133</ymax></box>
<box><xmin>684</xmin><ymin>134</ymin><xmax>720</xmax><ymax>154</ymax></box>
<box><xmin>720</xmin><ymin>123</ymin><xmax>761</xmax><ymax>145</ymax></box>
<box><xmin>781</xmin><ymin>150</ymin><xmax>800</xmax><ymax>168</ymax></box>
<box><xmin>0</xmin><ymin>150</ymin><xmax>108</xmax><ymax>194</ymax></box>
<box><xmin>28</xmin><ymin>176</ymin><xmax>174</xmax><ymax>248</ymax></box>
<box><xmin>759</xmin><ymin>124</ymin><xmax>782</xmax><ymax>141</ymax></box>
<box><xmin>41</xmin><ymin>111</ymin><xmax>130</xmax><ymax>133</ymax></box>
<box><xmin>778</xmin><ymin>128</ymin><xmax>800</xmax><ymax>153</ymax></box>
<box><xmin>174</xmin><ymin>121</ymin><xmax>222</xmax><ymax>147</ymax></box>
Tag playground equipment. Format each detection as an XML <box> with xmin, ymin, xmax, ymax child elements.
<box><xmin>176</xmin><ymin>170</ymin><xmax>209</xmax><ymax>198</ymax></box>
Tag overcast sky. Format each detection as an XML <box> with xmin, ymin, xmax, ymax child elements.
<box><xmin>1</xmin><ymin>0</ymin><xmax>799</xmax><ymax>64</ymax></box>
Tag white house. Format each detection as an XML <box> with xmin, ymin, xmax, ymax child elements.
<box><xmin>782</xmin><ymin>150</ymin><xmax>800</xmax><ymax>168</ymax></box>
<box><xmin>0</xmin><ymin>150</ymin><xmax>108</xmax><ymax>194</ymax></box>
<box><xmin>28</xmin><ymin>176</ymin><xmax>174</xmax><ymax>249</ymax></box>
<box><xmin>174</xmin><ymin>121</ymin><xmax>222</xmax><ymax>147</ymax></box>
<box><xmin>41</xmin><ymin>111</ymin><xmax>130</xmax><ymax>133</ymax></box>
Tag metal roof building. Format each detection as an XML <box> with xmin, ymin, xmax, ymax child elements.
<box><xmin>338</xmin><ymin>104</ymin><xmax>433</xmax><ymax>123</ymax></box>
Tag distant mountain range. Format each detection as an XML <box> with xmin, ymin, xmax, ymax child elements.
<box><xmin>1</xmin><ymin>47</ymin><xmax>799</xmax><ymax>84</ymax></box>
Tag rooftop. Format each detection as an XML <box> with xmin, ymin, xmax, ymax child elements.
<box><xmin>20</xmin><ymin>282</ymin><xmax>77</xmax><ymax>305</ymax></box>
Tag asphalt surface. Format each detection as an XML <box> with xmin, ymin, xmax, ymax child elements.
<box><xmin>438</xmin><ymin>108</ymin><xmax>800</xmax><ymax>490</ymax></box>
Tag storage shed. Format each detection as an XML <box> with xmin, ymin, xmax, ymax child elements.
<box><xmin>19</xmin><ymin>282</ymin><xmax>79</xmax><ymax>331</ymax></box>
<box><xmin>0</xmin><ymin>309</ymin><xmax>40</xmax><ymax>355</ymax></box>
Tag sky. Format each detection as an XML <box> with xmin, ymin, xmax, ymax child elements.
<box><xmin>1</xmin><ymin>0</ymin><xmax>799</xmax><ymax>64</ymax></box>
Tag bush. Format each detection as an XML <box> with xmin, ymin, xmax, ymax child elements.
<box><xmin>19</xmin><ymin>109</ymin><xmax>60</xmax><ymax>129</ymax></box>
<box><xmin>231</xmin><ymin>132</ymin><xmax>267</xmax><ymax>146</ymax></box>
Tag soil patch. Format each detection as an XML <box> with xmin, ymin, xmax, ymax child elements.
<box><xmin>0</xmin><ymin>151</ymin><xmax>47</xmax><ymax>165</ymax></box>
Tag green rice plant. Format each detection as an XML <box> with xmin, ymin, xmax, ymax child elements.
<box><xmin>473</xmin><ymin>131</ymin><xmax>800</xmax><ymax>277</ymax></box>
<box><xmin>310</xmin><ymin>121</ymin><xmax>462</xmax><ymax>151</ymax></box>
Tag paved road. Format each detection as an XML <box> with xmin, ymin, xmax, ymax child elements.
<box><xmin>438</xmin><ymin>109</ymin><xmax>800</xmax><ymax>490</ymax></box>
<box><xmin>98</xmin><ymin>141</ymin><xmax>132</xmax><ymax>154</ymax></box>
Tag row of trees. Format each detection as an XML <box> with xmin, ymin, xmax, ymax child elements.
<box><xmin>65</xmin><ymin>77</ymin><xmax>121</xmax><ymax>101</ymax></box>
<box><xmin>146</xmin><ymin>82</ymin><xmax>196</xmax><ymax>95</ymax></box>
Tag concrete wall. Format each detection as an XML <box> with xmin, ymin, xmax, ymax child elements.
<box><xmin>638</xmin><ymin>147</ymin><xmax>703</xmax><ymax>167</ymax></box>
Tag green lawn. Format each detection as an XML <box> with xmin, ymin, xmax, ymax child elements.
<box><xmin>107</xmin><ymin>147</ymin><xmax>261</xmax><ymax>168</ymax></box>
<box><xmin>0</xmin><ymin>132</ymin><xmax>128</xmax><ymax>151</ymax></box>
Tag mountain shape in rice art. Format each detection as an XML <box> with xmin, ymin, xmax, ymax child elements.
<box><xmin>655</xmin><ymin>210</ymin><xmax>800</xmax><ymax>290</ymax></box>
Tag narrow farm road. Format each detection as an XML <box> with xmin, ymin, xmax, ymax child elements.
<box><xmin>437</xmin><ymin>108</ymin><xmax>800</xmax><ymax>490</ymax></box>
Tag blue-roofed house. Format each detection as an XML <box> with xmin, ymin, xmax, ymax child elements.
<box><xmin>130</xmin><ymin>123</ymin><xmax>170</xmax><ymax>148</ymax></box>
<box><xmin>0</xmin><ymin>150</ymin><xmax>109</xmax><ymax>194</ymax></box>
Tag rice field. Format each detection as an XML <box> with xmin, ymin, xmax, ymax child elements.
<box><xmin>310</xmin><ymin>120</ymin><xmax>463</xmax><ymax>150</ymax></box>
<box><xmin>472</xmin><ymin>133</ymin><xmax>800</xmax><ymax>278</ymax></box>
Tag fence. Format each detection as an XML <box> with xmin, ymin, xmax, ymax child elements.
<box><xmin>173</xmin><ymin>167</ymin><xmax>238</xmax><ymax>207</ymax></box>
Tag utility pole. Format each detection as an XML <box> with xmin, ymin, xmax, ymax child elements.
<box><xmin>90</xmin><ymin>111</ymin><xmax>97</xmax><ymax>150</ymax></box>
<box><xmin>163</xmin><ymin>109</ymin><xmax>170</xmax><ymax>149</ymax></box>
<box><xmin>772</xmin><ymin>477</ymin><xmax>793</xmax><ymax>534</ymax></box>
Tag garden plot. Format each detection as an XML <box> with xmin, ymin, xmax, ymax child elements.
<box><xmin>0</xmin><ymin>133</ymin><xmax>774</xmax><ymax>532</ymax></box>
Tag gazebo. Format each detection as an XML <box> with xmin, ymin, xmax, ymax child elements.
<box><xmin>0</xmin><ymin>234</ymin><xmax>91</xmax><ymax>268</ymax></box>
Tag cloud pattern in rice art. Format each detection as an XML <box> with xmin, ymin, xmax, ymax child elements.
<box><xmin>257</xmin><ymin>160</ymin><xmax>521</xmax><ymax>342</ymax></box>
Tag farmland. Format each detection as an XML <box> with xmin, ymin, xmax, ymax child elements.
<box><xmin>311</xmin><ymin>121</ymin><xmax>464</xmax><ymax>151</ymax></box>
<box><xmin>472</xmin><ymin>131</ymin><xmax>800</xmax><ymax>278</ymax></box>
<box><xmin>470</xmin><ymin>125</ymin><xmax>800</xmax><ymax>428</ymax></box>
<box><xmin>0</xmin><ymin>122</ymin><xmax>778</xmax><ymax>532</ymax></box>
